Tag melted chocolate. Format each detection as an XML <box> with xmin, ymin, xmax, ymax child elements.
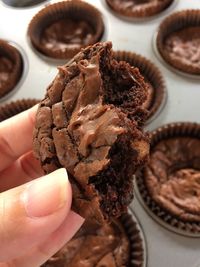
<box><xmin>41</xmin><ymin>19</ymin><xmax>94</xmax><ymax>51</ymax></box>
<box><xmin>145</xmin><ymin>137</ymin><xmax>200</xmax><ymax>221</ymax></box>
<box><xmin>165</xmin><ymin>26</ymin><xmax>200</xmax><ymax>69</ymax></box>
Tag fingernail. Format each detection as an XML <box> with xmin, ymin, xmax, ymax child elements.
<box><xmin>22</xmin><ymin>168</ymin><xmax>68</xmax><ymax>218</ymax></box>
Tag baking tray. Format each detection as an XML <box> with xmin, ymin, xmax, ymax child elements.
<box><xmin>0</xmin><ymin>0</ymin><xmax>200</xmax><ymax>267</ymax></box>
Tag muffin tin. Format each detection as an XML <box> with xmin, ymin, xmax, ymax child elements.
<box><xmin>0</xmin><ymin>0</ymin><xmax>200</xmax><ymax>266</ymax></box>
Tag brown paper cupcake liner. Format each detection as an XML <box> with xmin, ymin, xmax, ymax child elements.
<box><xmin>28</xmin><ymin>0</ymin><xmax>105</xmax><ymax>60</ymax></box>
<box><xmin>0</xmin><ymin>39</ymin><xmax>23</xmax><ymax>99</ymax></box>
<box><xmin>120</xmin><ymin>211</ymin><xmax>145</xmax><ymax>267</ymax></box>
<box><xmin>157</xmin><ymin>10</ymin><xmax>200</xmax><ymax>75</ymax></box>
<box><xmin>0</xmin><ymin>98</ymin><xmax>39</xmax><ymax>122</ymax></box>
<box><xmin>105</xmin><ymin>0</ymin><xmax>174</xmax><ymax>19</ymax></box>
<box><xmin>113</xmin><ymin>51</ymin><xmax>166</xmax><ymax>122</ymax></box>
<box><xmin>136</xmin><ymin>122</ymin><xmax>200</xmax><ymax>236</ymax></box>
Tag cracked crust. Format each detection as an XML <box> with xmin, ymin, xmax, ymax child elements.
<box><xmin>33</xmin><ymin>42</ymin><xmax>149</xmax><ymax>224</ymax></box>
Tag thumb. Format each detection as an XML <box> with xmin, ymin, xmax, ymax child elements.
<box><xmin>0</xmin><ymin>168</ymin><xmax>71</xmax><ymax>262</ymax></box>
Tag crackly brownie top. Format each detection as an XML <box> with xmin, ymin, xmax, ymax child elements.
<box><xmin>165</xmin><ymin>26</ymin><xmax>200</xmax><ymax>70</ymax></box>
<box><xmin>106</xmin><ymin>0</ymin><xmax>172</xmax><ymax>11</ymax></box>
<box><xmin>145</xmin><ymin>137</ymin><xmax>200</xmax><ymax>222</ymax></box>
<box><xmin>33</xmin><ymin>42</ymin><xmax>147</xmax><ymax>176</ymax></box>
<box><xmin>42</xmin><ymin>220</ymin><xmax>130</xmax><ymax>267</ymax></box>
<box><xmin>41</xmin><ymin>18</ymin><xmax>95</xmax><ymax>51</ymax></box>
<box><xmin>33</xmin><ymin>41</ymin><xmax>149</xmax><ymax>222</ymax></box>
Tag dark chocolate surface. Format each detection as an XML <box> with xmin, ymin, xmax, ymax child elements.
<box><xmin>145</xmin><ymin>137</ymin><xmax>200</xmax><ymax>221</ymax></box>
<box><xmin>165</xmin><ymin>26</ymin><xmax>200</xmax><ymax>70</ymax></box>
<box><xmin>0</xmin><ymin>56</ymin><xmax>13</xmax><ymax>91</ymax></box>
<box><xmin>42</xmin><ymin>219</ymin><xmax>130</xmax><ymax>267</ymax></box>
<box><xmin>41</xmin><ymin>19</ymin><xmax>94</xmax><ymax>51</ymax></box>
<box><xmin>0</xmin><ymin>40</ymin><xmax>22</xmax><ymax>98</ymax></box>
<box><xmin>33</xmin><ymin>42</ymin><xmax>149</xmax><ymax>223</ymax></box>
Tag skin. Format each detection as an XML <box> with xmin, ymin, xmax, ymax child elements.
<box><xmin>0</xmin><ymin>105</ymin><xmax>84</xmax><ymax>267</ymax></box>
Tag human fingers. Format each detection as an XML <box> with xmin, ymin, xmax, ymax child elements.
<box><xmin>0</xmin><ymin>105</ymin><xmax>37</xmax><ymax>172</ymax></box>
<box><xmin>0</xmin><ymin>168</ymin><xmax>71</xmax><ymax>262</ymax></box>
<box><xmin>6</xmin><ymin>211</ymin><xmax>84</xmax><ymax>267</ymax></box>
<box><xmin>0</xmin><ymin>151</ymin><xmax>43</xmax><ymax>192</ymax></box>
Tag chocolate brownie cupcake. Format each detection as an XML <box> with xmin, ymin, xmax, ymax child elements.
<box><xmin>136</xmin><ymin>122</ymin><xmax>200</xmax><ymax>235</ymax></box>
<box><xmin>114</xmin><ymin>51</ymin><xmax>166</xmax><ymax>122</ymax></box>
<box><xmin>42</xmin><ymin>212</ymin><xmax>145</xmax><ymax>267</ymax></box>
<box><xmin>28</xmin><ymin>1</ymin><xmax>105</xmax><ymax>60</ymax></box>
<box><xmin>0</xmin><ymin>99</ymin><xmax>39</xmax><ymax>122</ymax></box>
<box><xmin>2</xmin><ymin>0</ymin><xmax>48</xmax><ymax>7</ymax></box>
<box><xmin>156</xmin><ymin>10</ymin><xmax>200</xmax><ymax>75</ymax></box>
<box><xmin>105</xmin><ymin>0</ymin><xmax>174</xmax><ymax>19</ymax></box>
<box><xmin>0</xmin><ymin>40</ymin><xmax>23</xmax><ymax>99</ymax></box>
<box><xmin>33</xmin><ymin>42</ymin><xmax>149</xmax><ymax>224</ymax></box>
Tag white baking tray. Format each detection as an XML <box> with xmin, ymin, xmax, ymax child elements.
<box><xmin>0</xmin><ymin>0</ymin><xmax>200</xmax><ymax>266</ymax></box>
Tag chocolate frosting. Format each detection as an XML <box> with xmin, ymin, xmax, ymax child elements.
<box><xmin>41</xmin><ymin>19</ymin><xmax>94</xmax><ymax>51</ymax></box>
<box><xmin>42</xmin><ymin>220</ymin><xmax>130</xmax><ymax>267</ymax></box>
<box><xmin>165</xmin><ymin>26</ymin><xmax>200</xmax><ymax>69</ymax></box>
<box><xmin>145</xmin><ymin>137</ymin><xmax>200</xmax><ymax>221</ymax></box>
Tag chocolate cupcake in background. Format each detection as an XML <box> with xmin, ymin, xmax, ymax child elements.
<box><xmin>114</xmin><ymin>51</ymin><xmax>166</xmax><ymax>122</ymax></box>
<box><xmin>28</xmin><ymin>0</ymin><xmax>105</xmax><ymax>60</ymax></box>
<box><xmin>0</xmin><ymin>40</ymin><xmax>23</xmax><ymax>100</ymax></box>
<box><xmin>42</xmin><ymin>212</ymin><xmax>145</xmax><ymax>267</ymax></box>
<box><xmin>0</xmin><ymin>98</ymin><xmax>39</xmax><ymax>122</ymax></box>
<box><xmin>136</xmin><ymin>122</ymin><xmax>200</xmax><ymax>235</ymax></box>
<box><xmin>105</xmin><ymin>0</ymin><xmax>174</xmax><ymax>19</ymax></box>
<box><xmin>2</xmin><ymin>0</ymin><xmax>48</xmax><ymax>7</ymax></box>
<box><xmin>156</xmin><ymin>10</ymin><xmax>200</xmax><ymax>75</ymax></box>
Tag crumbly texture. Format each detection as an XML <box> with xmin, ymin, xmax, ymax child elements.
<box><xmin>33</xmin><ymin>42</ymin><xmax>149</xmax><ymax>223</ymax></box>
<box><xmin>106</xmin><ymin>0</ymin><xmax>173</xmax><ymax>18</ymax></box>
<box><xmin>144</xmin><ymin>137</ymin><xmax>200</xmax><ymax>222</ymax></box>
<box><xmin>42</xmin><ymin>219</ymin><xmax>130</xmax><ymax>267</ymax></box>
<box><xmin>164</xmin><ymin>26</ymin><xmax>200</xmax><ymax>73</ymax></box>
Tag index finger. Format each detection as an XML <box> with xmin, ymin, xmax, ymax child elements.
<box><xmin>0</xmin><ymin>105</ymin><xmax>38</xmax><ymax>172</ymax></box>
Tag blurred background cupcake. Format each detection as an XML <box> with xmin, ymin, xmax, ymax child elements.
<box><xmin>136</xmin><ymin>122</ymin><xmax>200</xmax><ymax>235</ymax></box>
<box><xmin>42</xmin><ymin>212</ymin><xmax>145</xmax><ymax>267</ymax></box>
<box><xmin>28</xmin><ymin>0</ymin><xmax>105</xmax><ymax>60</ymax></box>
<box><xmin>0</xmin><ymin>39</ymin><xmax>23</xmax><ymax>100</ymax></box>
<box><xmin>156</xmin><ymin>9</ymin><xmax>200</xmax><ymax>75</ymax></box>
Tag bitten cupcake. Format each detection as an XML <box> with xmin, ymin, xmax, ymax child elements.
<box><xmin>156</xmin><ymin>10</ymin><xmax>200</xmax><ymax>75</ymax></box>
<box><xmin>0</xmin><ymin>99</ymin><xmax>39</xmax><ymax>122</ymax></box>
<box><xmin>33</xmin><ymin>41</ymin><xmax>149</xmax><ymax>224</ymax></box>
<box><xmin>114</xmin><ymin>51</ymin><xmax>166</xmax><ymax>122</ymax></box>
<box><xmin>136</xmin><ymin>122</ymin><xmax>200</xmax><ymax>235</ymax></box>
<box><xmin>105</xmin><ymin>0</ymin><xmax>174</xmax><ymax>19</ymax></box>
<box><xmin>0</xmin><ymin>40</ymin><xmax>23</xmax><ymax>99</ymax></box>
<box><xmin>42</xmin><ymin>213</ymin><xmax>145</xmax><ymax>267</ymax></box>
<box><xmin>28</xmin><ymin>0</ymin><xmax>105</xmax><ymax>60</ymax></box>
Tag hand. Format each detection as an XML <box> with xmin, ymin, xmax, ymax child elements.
<box><xmin>0</xmin><ymin>106</ymin><xmax>84</xmax><ymax>267</ymax></box>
